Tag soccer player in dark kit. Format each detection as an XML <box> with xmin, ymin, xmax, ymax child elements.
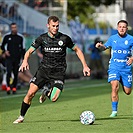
<box><xmin>13</xmin><ymin>16</ymin><xmax>91</xmax><ymax>123</ymax></box>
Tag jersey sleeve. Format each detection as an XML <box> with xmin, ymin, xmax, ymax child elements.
<box><xmin>66</xmin><ymin>35</ymin><xmax>75</xmax><ymax>49</ymax></box>
<box><xmin>104</xmin><ymin>36</ymin><xmax>112</xmax><ymax>49</ymax></box>
<box><xmin>131</xmin><ymin>38</ymin><xmax>133</xmax><ymax>50</ymax></box>
<box><xmin>31</xmin><ymin>36</ymin><xmax>43</xmax><ymax>49</ymax></box>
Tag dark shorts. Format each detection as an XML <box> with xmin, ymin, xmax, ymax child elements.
<box><xmin>30</xmin><ymin>65</ymin><xmax>65</xmax><ymax>90</ymax></box>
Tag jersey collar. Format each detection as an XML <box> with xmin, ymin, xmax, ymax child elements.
<box><xmin>47</xmin><ymin>32</ymin><xmax>59</xmax><ymax>38</ymax></box>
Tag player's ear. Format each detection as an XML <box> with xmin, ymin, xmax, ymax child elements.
<box><xmin>47</xmin><ymin>24</ymin><xmax>49</xmax><ymax>28</ymax></box>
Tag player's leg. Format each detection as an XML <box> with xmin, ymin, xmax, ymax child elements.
<box><xmin>12</xmin><ymin>60</ymin><xmax>20</xmax><ymax>94</ymax></box>
<box><xmin>13</xmin><ymin>83</ymin><xmax>39</xmax><ymax>123</ymax></box>
<box><xmin>123</xmin><ymin>86</ymin><xmax>132</xmax><ymax>94</ymax></box>
<box><xmin>5</xmin><ymin>59</ymin><xmax>12</xmax><ymax>94</ymax></box>
<box><xmin>39</xmin><ymin>80</ymin><xmax>63</xmax><ymax>103</ymax></box>
<box><xmin>39</xmin><ymin>84</ymin><xmax>49</xmax><ymax>103</ymax></box>
<box><xmin>110</xmin><ymin>80</ymin><xmax>119</xmax><ymax>117</ymax></box>
<box><xmin>108</xmin><ymin>70</ymin><xmax>120</xmax><ymax>117</ymax></box>
<box><xmin>24</xmin><ymin>83</ymin><xmax>39</xmax><ymax>104</ymax></box>
<box><xmin>13</xmin><ymin>68</ymin><xmax>45</xmax><ymax>124</ymax></box>
<box><xmin>120</xmin><ymin>71</ymin><xmax>132</xmax><ymax>95</ymax></box>
<box><xmin>40</xmin><ymin>85</ymin><xmax>62</xmax><ymax>103</ymax></box>
<box><xmin>49</xmin><ymin>86</ymin><xmax>62</xmax><ymax>102</ymax></box>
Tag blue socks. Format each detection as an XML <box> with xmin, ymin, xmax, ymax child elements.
<box><xmin>109</xmin><ymin>101</ymin><xmax>118</xmax><ymax>117</ymax></box>
<box><xmin>112</xmin><ymin>101</ymin><xmax>118</xmax><ymax>112</ymax></box>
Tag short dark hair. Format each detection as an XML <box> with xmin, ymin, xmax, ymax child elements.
<box><xmin>117</xmin><ymin>20</ymin><xmax>128</xmax><ymax>26</ymax></box>
<box><xmin>10</xmin><ymin>22</ymin><xmax>17</xmax><ymax>27</ymax></box>
<box><xmin>47</xmin><ymin>16</ymin><xmax>59</xmax><ymax>24</ymax></box>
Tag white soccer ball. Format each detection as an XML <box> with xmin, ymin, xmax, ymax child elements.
<box><xmin>80</xmin><ymin>111</ymin><xmax>95</xmax><ymax>125</ymax></box>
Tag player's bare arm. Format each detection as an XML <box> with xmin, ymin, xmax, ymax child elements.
<box><xmin>36</xmin><ymin>48</ymin><xmax>43</xmax><ymax>59</ymax></box>
<box><xmin>19</xmin><ymin>47</ymin><xmax>35</xmax><ymax>72</ymax></box>
<box><xmin>73</xmin><ymin>45</ymin><xmax>91</xmax><ymax>76</ymax></box>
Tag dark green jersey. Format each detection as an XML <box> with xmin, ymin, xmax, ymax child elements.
<box><xmin>31</xmin><ymin>32</ymin><xmax>75</xmax><ymax>68</ymax></box>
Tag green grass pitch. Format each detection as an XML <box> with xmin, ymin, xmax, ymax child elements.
<box><xmin>0</xmin><ymin>79</ymin><xmax>133</xmax><ymax>133</ymax></box>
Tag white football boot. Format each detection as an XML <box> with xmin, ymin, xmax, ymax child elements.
<box><xmin>13</xmin><ymin>115</ymin><xmax>24</xmax><ymax>124</ymax></box>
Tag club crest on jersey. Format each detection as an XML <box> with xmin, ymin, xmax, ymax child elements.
<box><xmin>32</xmin><ymin>40</ymin><xmax>35</xmax><ymax>46</ymax></box>
<box><xmin>58</xmin><ymin>40</ymin><xmax>63</xmax><ymax>46</ymax></box>
<box><xmin>125</xmin><ymin>40</ymin><xmax>128</xmax><ymax>45</ymax></box>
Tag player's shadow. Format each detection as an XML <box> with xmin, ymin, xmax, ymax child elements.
<box><xmin>28</xmin><ymin>114</ymin><xmax>132</xmax><ymax>125</ymax></box>
<box><xmin>96</xmin><ymin>115</ymin><xmax>132</xmax><ymax>121</ymax></box>
<box><xmin>29</xmin><ymin>119</ymin><xmax>80</xmax><ymax>123</ymax></box>
<box><xmin>29</xmin><ymin>119</ymin><xmax>101</xmax><ymax>125</ymax></box>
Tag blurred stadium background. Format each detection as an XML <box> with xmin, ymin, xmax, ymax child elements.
<box><xmin>0</xmin><ymin>0</ymin><xmax>133</xmax><ymax>80</ymax></box>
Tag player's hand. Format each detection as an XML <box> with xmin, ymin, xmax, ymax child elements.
<box><xmin>5</xmin><ymin>50</ymin><xmax>10</xmax><ymax>57</ymax></box>
<box><xmin>19</xmin><ymin>60</ymin><xmax>29</xmax><ymax>72</ymax></box>
<box><xmin>83</xmin><ymin>66</ymin><xmax>91</xmax><ymax>77</ymax></box>
<box><xmin>127</xmin><ymin>57</ymin><xmax>133</xmax><ymax>65</ymax></box>
<box><xmin>95</xmin><ymin>42</ymin><xmax>103</xmax><ymax>48</ymax></box>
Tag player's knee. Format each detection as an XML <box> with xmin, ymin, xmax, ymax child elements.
<box><xmin>126</xmin><ymin>92</ymin><xmax>130</xmax><ymax>95</ymax></box>
<box><xmin>123</xmin><ymin>87</ymin><xmax>132</xmax><ymax>95</ymax></box>
<box><xmin>51</xmin><ymin>96</ymin><xmax>58</xmax><ymax>102</ymax></box>
<box><xmin>27</xmin><ymin>85</ymin><xmax>37</xmax><ymax>100</ymax></box>
<box><xmin>125</xmin><ymin>91</ymin><xmax>131</xmax><ymax>95</ymax></box>
<box><xmin>50</xmin><ymin>87</ymin><xmax>61</xmax><ymax>102</ymax></box>
<box><xmin>27</xmin><ymin>91</ymin><xmax>35</xmax><ymax>99</ymax></box>
<box><xmin>112</xmin><ymin>95</ymin><xmax>117</xmax><ymax>99</ymax></box>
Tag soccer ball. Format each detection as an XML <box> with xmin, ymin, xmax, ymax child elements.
<box><xmin>80</xmin><ymin>111</ymin><xmax>95</xmax><ymax>125</ymax></box>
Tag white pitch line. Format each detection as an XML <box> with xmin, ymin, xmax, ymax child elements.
<box><xmin>66</xmin><ymin>83</ymin><xmax>109</xmax><ymax>90</ymax></box>
<box><xmin>0</xmin><ymin>83</ymin><xmax>109</xmax><ymax>100</ymax></box>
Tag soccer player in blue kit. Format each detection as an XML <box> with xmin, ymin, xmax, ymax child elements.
<box><xmin>96</xmin><ymin>20</ymin><xmax>133</xmax><ymax>117</ymax></box>
<box><xmin>13</xmin><ymin>16</ymin><xmax>91</xmax><ymax>123</ymax></box>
